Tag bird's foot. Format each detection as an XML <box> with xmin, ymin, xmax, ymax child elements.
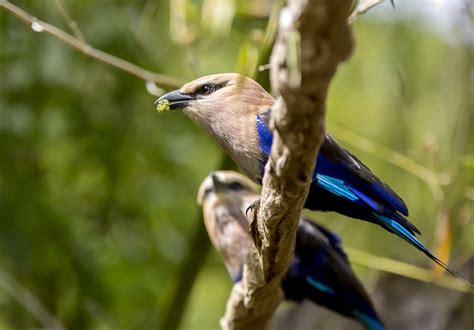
<box><xmin>246</xmin><ymin>199</ymin><xmax>261</xmax><ymax>218</ymax></box>
<box><xmin>246</xmin><ymin>199</ymin><xmax>262</xmax><ymax>250</ymax></box>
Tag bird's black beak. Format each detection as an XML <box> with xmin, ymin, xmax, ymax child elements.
<box><xmin>155</xmin><ymin>90</ymin><xmax>193</xmax><ymax>110</ymax></box>
<box><xmin>211</xmin><ymin>173</ymin><xmax>226</xmax><ymax>193</ymax></box>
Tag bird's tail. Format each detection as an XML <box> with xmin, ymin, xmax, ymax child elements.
<box><xmin>352</xmin><ymin>310</ymin><xmax>385</xmax><ymax>330</ymax></box>
<box><xmin>372</xmin><ymin>212</ymin><xmax>473</xmax><ymax>285</ymax></box>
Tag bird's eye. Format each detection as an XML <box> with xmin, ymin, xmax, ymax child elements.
<box><xmin>202</xmin><ymin>85</ymin><xmax>211</xmax><ymax>95</ymax></box>
<box><xmin>203</xmin><ymin>187</ymin><xmax>213</xmax><ymax>198</ymax></box>
<box><xmin>228</xmin><ymin>182</ymin><xmax>244</xmax><ymax>191</ymax></box>
<box><xmin>198</xmin><ymin>84</ymin><xmax>220</xmax><ymax>96</ymax></box>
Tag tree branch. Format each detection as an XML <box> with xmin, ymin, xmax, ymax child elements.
<box><xmin>220</xmin><ymin>1</ymin><xmax>353</xmax><ymax>329</ymax></box>
<box><xmin>0</xmin><ymin>0</ymin><xmax>184</xmax><ymax>89</ymax></box>
<box><xmin>53</xmin><ymin>0</ymin><xmax>86</xmax><ymax>41</ymax></box>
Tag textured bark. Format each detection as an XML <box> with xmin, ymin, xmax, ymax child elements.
<box><xmin>220</xmin><ymin>0</ymin><xmax>353</xmax><ymax>329</ymax></box>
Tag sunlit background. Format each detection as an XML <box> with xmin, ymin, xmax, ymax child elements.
<box><xmin>0</xmin><ymin>0</ymin><xmax>472</xmax><ymax>329</ymax></box>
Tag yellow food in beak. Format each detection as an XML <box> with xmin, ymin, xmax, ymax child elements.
<box><xmin>155</xmin><ymin>99</ymin><xmax>171</xmax><ymax>113</ymax></box>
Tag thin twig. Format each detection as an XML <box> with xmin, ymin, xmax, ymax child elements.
<box><xmin>53</xmin><ymin>0</ymin><xmax>85</xmax><ymax>41</ymax></box>
<box><xmin>0</xmin><ymin>0</ymin><xmax>184</xmax><ymax>89</ymax></box>
<box><xmin>346</xmin><ymin>248</ymin><xmax>472</xmax><ymax>293</ymax></box>
<box><xmin>332</xmin><ymin>124</ymin><xmax>445</xmax><ymax>201</ymax></box>
<box><xmin>0</xmin><ymin>267</ymin><xmax>65</xmax><ymax>329</ymax></box>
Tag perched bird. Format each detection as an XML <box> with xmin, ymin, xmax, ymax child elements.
<box><xmin>157</xmin><ymin>73</ymin><xmax>471</xmax><ymax>282</ymax></box>
<box><xmin>198</xmin><ymin>171</ymin><xmax>384</xmax><ymax>330</ymax></box>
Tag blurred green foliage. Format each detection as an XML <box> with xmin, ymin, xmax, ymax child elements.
<box><xmin>0</xmin><ymin>1</ymin><xmax>472</xmax><ymax>329</ymax></box>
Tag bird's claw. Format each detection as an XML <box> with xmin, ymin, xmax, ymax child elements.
<box><xmin>246</xmin><ymin>199</ymin><xmax>260</xmax><ymax>217</ymax></box>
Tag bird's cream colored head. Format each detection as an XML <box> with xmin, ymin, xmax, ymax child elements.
<box><xmin>156</xmin><ymin>74</ymin><xmax>274</xmax><ymax>183</ymax></box>
<box><xmin>198</xmin><ymin>170</ymin><xmax>259</xmax><ymax>231</ymax></box>
<box><xmin>197</xmin><ymin>170</ymin><xmax>258</xmax><ymax>282</ymax></box>
<box><xmin>156</xmin><ymin>73</ymin><xmax>273</xmax><ymax>121</ymax></box>
<box><xmin>197</xmin><ymin>170</ymin><xmax>258</xmax><ymax>208</ymax></box>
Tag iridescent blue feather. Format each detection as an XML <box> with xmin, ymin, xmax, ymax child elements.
<box><xmin>256</xmin><ymin>109</ymin><xmax>473</xmax><ymax>284</ymax></box>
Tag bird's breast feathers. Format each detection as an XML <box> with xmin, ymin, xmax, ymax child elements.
<box><xmin>186</xmin><ymin>104</ymin><xmax>266</xmax><ymax>183</ymax></box>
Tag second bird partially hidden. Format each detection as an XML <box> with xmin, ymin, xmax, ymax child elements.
<box><xmin>198</xmin><ymin>171</ymin><xmax>384</xmax><ymax>330</ymax></box>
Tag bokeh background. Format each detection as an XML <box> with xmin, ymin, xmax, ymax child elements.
<box><xmin>0</xmin><ymin>0</ymin><xmax>472</xmax><ymax>329</ymax></box>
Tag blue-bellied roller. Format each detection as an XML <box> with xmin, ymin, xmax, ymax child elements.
<box><xmin>158</xmin><ymin>73</ymin><xmax>471</xmax><ymax>283</ymax></box>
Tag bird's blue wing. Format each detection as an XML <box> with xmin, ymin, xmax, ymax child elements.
<box><xmin>257</xmin><ymin>109</ymin><xmax>408</xmax><ymax>216</ymax></box>
<box><xmin>311</xmin><ymin>220</ymin><xmax>348</xmax><ymax>261</ymax></box>
<box><xmin>283</xmin><ymin>218</ymin><xmax>384</xmax><ymax>330</ymax></box>
<box><xmin>257</xmin><ymin>110</ymin><xmax>472</xmax><ymax>285</ymax></box>
<box><xmin>256</xmin><ymin>110</ymin><xmax>273</xmax><ymax>156</ymax></box>
<box><xmin>257</xmin><ymin>109</ymin><xmax>419</xmax><ymax>236</ymax></box>
<box><xmin>317</xmin><ymin>134</ymin><xmax>409</xmax><ymax>216</ymax></box>
<box><xmin>258</xmin><ymin>108</ymin><xmax>418</xmax><ymax>234</ymax></box>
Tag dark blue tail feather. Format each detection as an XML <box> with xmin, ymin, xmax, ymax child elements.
<box><xmin>353</xmin><ymin>310</ymin><xmax>385</xmax><ymax>330</ymax></box>
<box><xmin>372</xmin><ymin>213</ymin><xmax>473</xmax><ymax>284</ymax></box>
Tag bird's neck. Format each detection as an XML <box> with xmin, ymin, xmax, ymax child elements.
<box><xmin>186</xmin><ymin>107</ymin><xmax>266</xmax><ymax>182</ymax></box>
<box><xmin>203</xmin><ymin>199</ymin><xmax>251</xmax><ymax>279</ymax></box>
